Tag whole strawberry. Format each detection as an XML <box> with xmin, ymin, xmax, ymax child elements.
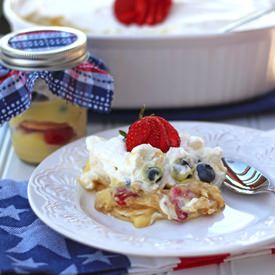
<box><xmin>125</xmin><ymin>115</ymin><xmax>180</xmax><ymax>153</ymax></box>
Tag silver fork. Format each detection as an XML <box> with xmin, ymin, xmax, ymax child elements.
<box><xmin>222</xmin><ymin>158</ymin><xmax>275</xmax><ymax>195</ymax></box>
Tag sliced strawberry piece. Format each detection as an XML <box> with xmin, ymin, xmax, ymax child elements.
<box><xmin>170</xmin><ymin>186</ymin><xmax>196</xmax><ymax>202</ymax></box>
<box><xmin>147</xmin><ymin>117</ymin><xmax>170</xmax><ymax>152</ymax></box>
<box><xmin>20</xmin><ymin>120</ymin><xmax>69</xmax><ymax>131</ymax></box>
<box><xmin>114</xmin><ymin>0</ymin><xmax>173</xmax><ymax>26</ymax></box>
<box><xmin>154</xmin><ymin>0</ymin><xmax>172</xmax><ymax>24</ymax></box>
<box><xmin>44</xmin><ymin>126</ymin><xmax>75</xmax><ymax>145</ymax></box>
<box><xmin>174</xmin><ymin>203</ymin><xmax>188</xmax><ymax>221</ymax></box>
<box><xmin>155</xmin><ymin>116</ymin><xmax>180</xmax><ymax>147</ymax></box>
<box><xmin>114</xmin><ymin>187</ymin><xmax>138</xmax><ymax>206</ymax></box>
<box><xmin>19</xmin><ymin>120</ymin><xmax>75</xmax><ymax>145</ymax></box>
<box><xmin>166</xmin><ymin>0</ymin><xmax>173</xmax><ymax>12</ymax></box>
<box><xmin>135</xmin><ymin>0</ymin><xmax>148</xmax><ymax>25</ymax></box>
<box><xmin>126</xmin><ymin>117</ymin><xmax>151</xmax><ymax>152</ymax></box>
<box><xmin>145</xmin><ymin>118</ymin><xmax>161</xmax><ymax>149</ymax></box>
<box><xmin>170</xmin><ymin>186</ymin><xmax>191</xmax><ymax>222</ymax></box>
<box><xmin>114</xmin><ymin>0</ymin><xmax>137</xmax><ymax>25</ymax></box>
<box><xmin>170</xmin><ymin>186</ymin><xmax>186</xmax><ymax>203</ymax></box>
<box><xmin>125</xmin><ymin>115</ymin><xmax>180</xmax><ymax>152</ymax></box>
<box><xmin>146</xmin><ymin>0</ymin><xmax>158</xmax><ymax>25</ymax></box>
<box><xmin>155</xmin><ymin>1</ymin><xmax>164</xmax><ymax>24</ymax></box>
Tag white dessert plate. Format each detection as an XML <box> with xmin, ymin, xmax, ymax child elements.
<box><xmin>28</xmin><ymin>122</ymin><xmax>275</xmax><ymax>257</ymax></box>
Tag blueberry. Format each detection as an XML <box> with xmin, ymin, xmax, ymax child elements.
<box><xmin>146</xmin><ymin>167</ymin><xmax>163</xmax><ymax>183</ymax></box>
<box><xmin>125</xmin><ymin>178</ymin><xmax>131</xmax><ymax>187</ymax></box>
<box><xmin>196</xmin><ymin>163</ymin><xmax>215</xmax><ymax>183</ymax></box>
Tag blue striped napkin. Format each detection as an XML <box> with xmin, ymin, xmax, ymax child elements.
<box><xmin>0</xmin><ymin>179</ymin><xmax>130</xmax><ymax>275</ymax></box>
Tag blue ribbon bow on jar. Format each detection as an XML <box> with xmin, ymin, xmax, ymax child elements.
<box><xmin>0</xmin><ymin>27</ymin><xmax>114</xmax><ymax>164</ymax></box>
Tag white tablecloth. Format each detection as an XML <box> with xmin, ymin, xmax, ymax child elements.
<box><xmin>1</xmin><ymin>113</ymin><xmax>275</xmax><ymax>275</ymax></box>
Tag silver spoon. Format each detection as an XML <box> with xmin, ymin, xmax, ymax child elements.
<box><xmin>222</xmin><ymin>158</ymin><xmax>275</xmax><ymax>194</ymax></box>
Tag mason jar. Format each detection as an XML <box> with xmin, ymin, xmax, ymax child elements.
<box><xmin>0</xmin><ymin>27</ymin><xmax>89</xmax><ymax>164</ymax></box>
<box><xmin>9</xmin><ymin>80</ymin><xmax>87</xmax><ymax>164</ymax></box>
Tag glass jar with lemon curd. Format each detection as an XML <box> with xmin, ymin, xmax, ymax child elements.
<box><xmin>9</xmin><ymin>81</ymin><xmax>87</xmax><ymax>164</ymax></box>
<box><xmin>0</xmin><ymin>27</ymin><xmax>89</xmax><ymax>164</ymax></box>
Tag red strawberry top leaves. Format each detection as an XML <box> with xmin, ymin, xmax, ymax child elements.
<box><xmin>125</xmin><ymin>115</ymin><xmax>180</xmax><ymax>153</ymax></box>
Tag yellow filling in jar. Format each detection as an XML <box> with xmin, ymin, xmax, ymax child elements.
<box><xmin>10</xmin><ymin>99</ymin><xmax>87</xmax><ymax>164</ymax></box>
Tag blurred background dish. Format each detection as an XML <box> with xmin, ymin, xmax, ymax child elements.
<box><xmin>0</xmin><ymin>0</ymin><xmax>9</xmax><ymax>33</ymax></box>
<box><xmin>3</xmin><ymin>0</ymin><xmax>275</xmax><ymax>108</ymax></box>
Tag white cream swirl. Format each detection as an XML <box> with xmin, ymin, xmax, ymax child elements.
<box><xmin>80</xmin><ymin>133</ymin><xmax>227</xmax><ymax>192</ymax></box>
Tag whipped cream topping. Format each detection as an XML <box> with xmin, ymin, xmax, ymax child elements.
<box><xmin>15</xmin><ymin>0</ymin><xmax>274</xmax><ymax>36</ymax></box>
<box><xmin>80</xmin><ymin>133</ymin><xmax>227</xmax><ymax>193</ymax></box>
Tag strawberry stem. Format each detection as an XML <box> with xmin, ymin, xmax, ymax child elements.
<box><xmin>138</xmin><ymin>105</ymin><xmax>146</xmax><ymax>120</ymax></box>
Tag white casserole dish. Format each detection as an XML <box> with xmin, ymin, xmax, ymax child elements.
<box><xmin>3</xmin><ymin>0</ymin><xmax>275</xmax><ymax>108</ymax></box>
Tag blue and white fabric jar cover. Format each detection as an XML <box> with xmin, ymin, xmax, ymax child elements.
<box><xmin>0</xmin><ymin>26</ymin><xmax>114</xmax><ymax>125</ymax></box>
